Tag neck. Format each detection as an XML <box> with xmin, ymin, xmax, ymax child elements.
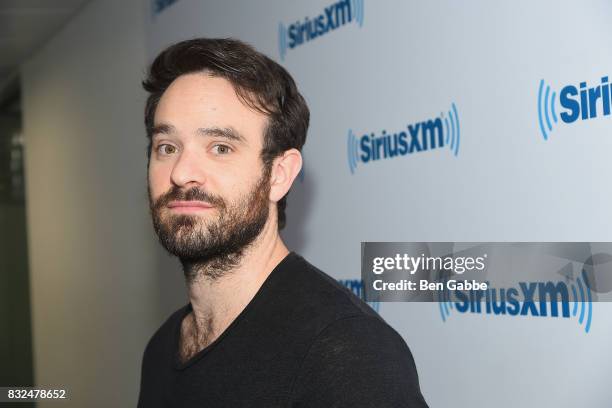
<box><xmin>182</xmin><ymin>216</ymin><xmax>289</xmax><ymax>349</ymax></box>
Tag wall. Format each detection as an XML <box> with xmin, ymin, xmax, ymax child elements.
<box><xmin>21</xmin><ymin>0</ymin><xmax>185</xmax><ymax>406</ymax></box>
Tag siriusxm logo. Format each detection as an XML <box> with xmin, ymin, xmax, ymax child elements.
<box><xmin>339</xmin><ymin>279</ymin><xmax>380</xmax><ymax>313</ymax></box>
<box><xmin>278</xmin><ymin>0</ymin><xmax>364</xmax><ymax>60</ymax></box>
<box><xmin>537</xmin><ymin>75</ymin><xmax>611</xmax><ymax>140</ymax></box>
<box><xmin>439</xmin><ymin>271</ymin><xmax>593</xmax><ymax>333</ymax></box>
<box><xmin>347</xmin><ymin>103</ymin><xmax>460</xmax><ymax>174</ymax></box>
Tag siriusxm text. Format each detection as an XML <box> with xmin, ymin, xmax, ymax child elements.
<box><xmin>360</xmin><ymin>118</ymin><xmax>444</xmax><ymax>163</ymax></box>
<box><xmin>454</xmin><ymin>281</ymin><xmax>571</xmax><ymax>317</ymax></box>
<box><xmin>287</xmin><ymin>0</ymin><xmax>353</xmax><ymax>49</ymax></box>
<box><xmin>560</xmin><ymin>76</ymin><xmax>611</xmax><ymax>123</ymax></box>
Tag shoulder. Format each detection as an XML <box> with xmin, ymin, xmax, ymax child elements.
<box><xmin>289</xmin><ymin>312</ymin><xmax>429</xmax><ymax>407</ymax></box>
<box><xmin>141</xmin><ymin>305</ymin><xmax>187</xmax><ymax>363</ymax></box>
<box><xmin>278</xmin><ymin>253</ymin><xmax>379</xmax><ymax>321</ymax></box>
<box><xmin>138</xmin><ymin>306</ymin><xmax>187</xmax><ymax>406</ymax></box>
<box><xmin>300</xmin><ymin>314</ymin><xmax>417</xmax><ymax>373</ymax></box>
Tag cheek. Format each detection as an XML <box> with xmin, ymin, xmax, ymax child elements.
<box><xmin>215</xmin><ymin>171</ymin><xmax>259</xmax><ymax>204</ymax></box>
<box><xmin>148</xmin><ymin>162</ymin><xmax>171</xmax><ymax>198</ymax></box>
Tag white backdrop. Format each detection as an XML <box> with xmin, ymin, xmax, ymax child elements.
<box><xmin>146</xmin><ymin>1</ymin><xmax>612</xmax><ymax>406</ymax></box>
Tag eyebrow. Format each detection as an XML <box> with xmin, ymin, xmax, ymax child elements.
<box><xmin>151</xmin><ymin>123</ymin><xmax>247</xmax><ymax>144</ymax></box>
<box><xmin>197</xmin><ymin>126</ymin><xmax>247</xmax><ymax>143</ymax></box>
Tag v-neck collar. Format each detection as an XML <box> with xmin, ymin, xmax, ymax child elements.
<box><xmin>172</xmin><ymin>252</ymin><xmax>298</xmax><ymax>370</ymax></box>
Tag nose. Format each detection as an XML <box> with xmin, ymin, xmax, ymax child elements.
<box><xmin>170</xmin><ymin>148</ymin><xmax>207</xmax><ymax>189</ymax></box>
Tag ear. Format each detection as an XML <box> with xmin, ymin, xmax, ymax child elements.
<box><xmin>268</xmin><ymin>149</ymin><xmax>302</xmax><ymax>203</ymax></box>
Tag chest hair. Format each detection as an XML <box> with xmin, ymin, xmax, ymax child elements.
<box><xmin>178</xmin><ymin>312</ymin><xmax>214</xmax><ymax>364</ymax></box>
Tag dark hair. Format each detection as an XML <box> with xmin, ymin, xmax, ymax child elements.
<box><xmin>142</xmin><ymin>38</ymin><xmax>309</xmax><ymax>230</ymax></box>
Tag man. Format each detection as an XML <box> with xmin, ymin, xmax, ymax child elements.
<box><xmin>138</xmin><ymin>38</ymin><xmax>428</xmax><ymax>407</ymax></box>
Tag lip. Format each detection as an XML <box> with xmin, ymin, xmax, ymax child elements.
<box><xmin>167</xmin><ymin>201</ymin><xmax>214</xmax><ymax>212</ymax></box>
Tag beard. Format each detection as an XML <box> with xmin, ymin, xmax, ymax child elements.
<box><xmin>149</xmin><ymin>169</ymin><xmax>270</xmax><ymax>282</ymax></box>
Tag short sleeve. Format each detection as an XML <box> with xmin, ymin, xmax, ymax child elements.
<box><xmin>290</xmin><ymin>315</ymin><xmax>429</xmax><ymax>408</ymax></box>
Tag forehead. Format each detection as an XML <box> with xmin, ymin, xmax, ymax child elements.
<box><xmin>154</xmin><ymin>73</ymin><xmax>267</xmax><ymax>144</ymax></box>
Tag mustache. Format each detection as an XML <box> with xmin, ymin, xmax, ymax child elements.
<box><xmin>152</xmin><ymin>186</ymin><xmax>226</xmax><ymax>210</ymax></box>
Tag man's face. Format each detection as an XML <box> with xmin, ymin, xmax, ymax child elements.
<box><xmin>148</xmin><ymin>73</ymin><xmax>271</xmax><ymax>274</ymax></box>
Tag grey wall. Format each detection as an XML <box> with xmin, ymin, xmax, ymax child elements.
<box><xmin>21</xmin><ymin>0</ymin><xmax>186</xmax><ymax>406</ymax></box>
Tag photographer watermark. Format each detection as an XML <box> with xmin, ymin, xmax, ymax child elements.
<box><xmin>361</xmin><ymin>242</ymin><xmax>612</xmax><ymax>306</ymax></box>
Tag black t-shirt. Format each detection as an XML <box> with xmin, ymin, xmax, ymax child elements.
<box><xmin>138</xmin><ymin>252</ymin><xmax>428</xmax><ymax>407</ymax></box>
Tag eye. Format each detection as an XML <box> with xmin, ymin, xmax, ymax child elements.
<box><xmin>212</xmin><ymin>144</ymin><xmax>232</xmax><ymax>155</ymax></box>
<box><xmin>157</xmin><ymin>144</ymin><xmax>177</xmax><ymax>155</ymax></box>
